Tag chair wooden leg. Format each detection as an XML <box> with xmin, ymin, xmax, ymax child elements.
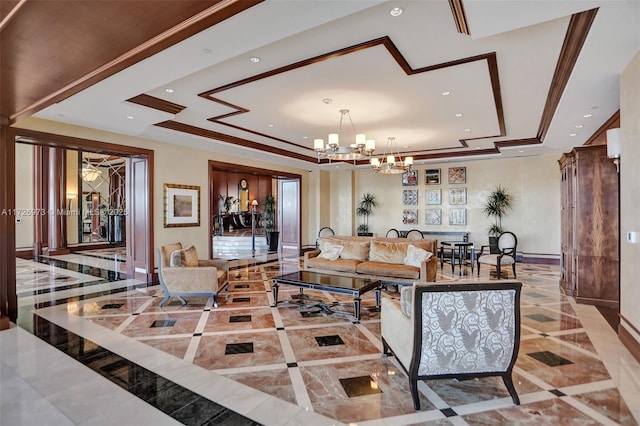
<box><xmin>502</xmin><ymin>373</ymin><xmax>520</xmax><ymax>405</ymax></box>
<box><xmin>410</xmin><ymin>378</ymin><xmax>421</xmax><ymax>410</ymax></box>
<box><xmin>477</xmin><ymin>262</ymin><xmax>481</xmax><ymax>276</ymax></box>
<box><xmin>213</xmin><ymin>294</ymin><xmax>218</xmax><ymax>308</ymax></box>
<box><xmin>496</xmin><ymin>263</ymin><xmax>501</xmax><ymax>279</ymax></box>
<box><xmin>512</xmin><ymin>263</ymin><xmax>517</xmax><ymax>278</ymax></box>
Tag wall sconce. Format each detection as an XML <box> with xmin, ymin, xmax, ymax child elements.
<box><xmin>66</xmin><ymin>192</ymin><xmax>76</xmax><ymax>210</ymax></box>
<box><xmin>251</xmin><ymin>199</ymin><xmax>258</xmax><ymax>212</ymax></box>
<box><xmin>606</xmin><ymin>127</ymin><xmax>621</xmax><ymax>172</ymax></box>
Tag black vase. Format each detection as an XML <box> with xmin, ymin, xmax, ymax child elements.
<box><xmin>267</xmin><ymin>231</ymin><xmax>280</xmax><ymax>251</ymax></box>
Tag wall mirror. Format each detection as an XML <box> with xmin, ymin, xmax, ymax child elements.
<box><xmin>239</xmin><ymin>178</ymin><xmax>249</xmax><ymax>212</ymax></box>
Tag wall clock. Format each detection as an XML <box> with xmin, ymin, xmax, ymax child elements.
<box><xmin>239</xmin><ymin>179</ymin><xmax>248</xmax><ymax>190</ymax></box>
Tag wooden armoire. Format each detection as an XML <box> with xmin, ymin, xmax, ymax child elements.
<box><xmin>558</xmin><ymin>144</ymin><xmax>619</xmax><ymax>308</ymax></box>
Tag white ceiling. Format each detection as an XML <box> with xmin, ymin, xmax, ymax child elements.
<box><xmin>36</xmin><ymin>0</ymin><xmax>640</xmax><ymax>170</ymax></box>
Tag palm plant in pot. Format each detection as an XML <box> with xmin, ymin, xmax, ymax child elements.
<box><xmin>261</xmin><ymin>194</ymin><xmax>279</xmax><ymax>251</ymax></box>
<box><xmin>482</xmin><ymin>185</ymin><xmax>514</xmax><ymax>253</ymax></box>
<box><xmin>356</xmin><ymin>192</ymin><xmax>378</xmax><ymax>236</ymax></box>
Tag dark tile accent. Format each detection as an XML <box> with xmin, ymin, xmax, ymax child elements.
<box><xmin>315</xmin><ymin>335</ymin><xmax>344</xmax><ymax>347</ymax></box>
<box><xmin>225</xmin><ymin>342</ymin><xmax>254</xmax><ymax>355</ymax></box>
<box><xmin>441</xmin><ymin>408</ymin><xmax>458</xmax><ymax>417</ymax></box>
<box><xmin>150</xmin><ymin>319</ymin><xmax>177</xmax><ymax>328</ymax></box>
<box><xmin>229</xmin><ymin>315</ymin><xmax>252</xmax><ymax>323</ymax></box>
<box><xmin>300</xmin><ymin>310</ymin><xmax>321</xmax><ymax>318</ymax></box>
<box><xmin>290</xmin><ymin>294</ymin><xmax>303</xmax><ymax>300</ymax></box>
<box><xmin>276</xmin><ymin>327</ymin><xmax>285</xmax><ymax>331</ymax></box>
<box><xmin>527</xmin><ymin>351</ymin><xmax>574</xmax><ymax>367</ymax></box>
<box><xmin>29</xmin><ymin>315</ymin><xmax>254</xmax><ymax>424</ymax></box>
<box><xmin>550</xmin><ymin>389</ymin><xmax>566</xmax><ymax>397</ymax></box>
<box><xmin>234</xmin><ymin>284</ymin><xmax>250</xmax><ymax>289</ymax></box>
<box><xmin>233</xmin><ymin>297</ymin><xmax>251</xmax><ymax>303</ymax></box>
<box><xmin>132</xmin><ymin>312</ymin><xmax>140</xmax><ymax>316</ymax></box>
<box><xmin>286</xmin><ymin>362</ymin><xmax>298</xmax><ymax>368</ymax></box>
<box><xmin>339</xmin><ymin>375</ymin><xmax>383</xmax><ymax>397</ymax></box>
<box><xmin>204</xmin><ymin>308</ymin><xmax>211</xmax><ymax>312</ymax></box>
<box><xmin>525</xmin><ymin>313</ymin><xmax>556</xmax><ymax>323</ymax></box>
<box><xmin>540</xmin><ymin>332</ymin><xmax>549</xmax><ymax>337</ymax></box>
<box><xmin>34</xmin><ymin>257</ymin><xmax>123</xmax><ymax>282</ymax></box>
<box><xmin>101</xmin><ymin>303</ymin><xmax>124</xmax><ymax>309</ymax></box>
<box><xmin>193</xmin><ymin>332</ymin><xmax>203</xmax><ymax>337</ymax></box>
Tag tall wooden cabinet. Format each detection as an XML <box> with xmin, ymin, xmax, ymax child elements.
<box><xmin>559</xmin><ymin>145</ymin><xmax>619</xmax><ymax>308</ymax></box>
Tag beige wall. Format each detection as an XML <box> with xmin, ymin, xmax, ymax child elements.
<box><xmin>620</xmin><ymin>50</ymin><xmax>640</xmax><ymax>347</ymax></box>
<box><xmin>15</xmin><ymin>143</ymin><xmax>34</xmax><ymax>249</ymax></box>
<box><xmin>328</xmin><ymin>154</ymin><xmax>562</xmax><ymax>256</ymax></box>
<box><xmin>15</xmin><ymin>118</ymin><xmax>312</xmax><ymax>260</ymax></box>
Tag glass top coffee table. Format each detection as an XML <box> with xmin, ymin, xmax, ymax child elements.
<box><xmin>272</xmin><ymin>271</ymin><xmax>381</xmax><ymax>322</ymax></box>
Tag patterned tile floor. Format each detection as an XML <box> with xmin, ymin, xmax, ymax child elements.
<box><xmin>4</xmin><ymin>252</ymin><xmax>640</xmax><ymax>425</ymax></box>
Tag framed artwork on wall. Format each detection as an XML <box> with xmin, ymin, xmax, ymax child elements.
<box><xmin>448</xmin><ymin>166</ymin><xmax>467</xmax><ymax>184</ymax></box>
<box><xmin>402</xmin><ymin>189</ymin><xmax>418</xmax><ymax>205</ymax></box>
<box><xmin>425</xmin><ymin>189</ymin><xmax>441</xmax><ymax>205</ymax></box>
<box><xmin>449</xmin><ymin>208</ymin><xmax>467</xmax><ymax>226</ymax></box>
<box><xmin>425</xmin><ymin>168</ymin><xmax>441</xmax><ymax>185</ymax></box>
<box><xmin>425</xmin><ymin>208</ymin><xmax>442</xmax><ymax>225</ymax></box>
<box><xmin>448</xmin><ymin>187</ymin><xmax>467</xmax><ymax>205</ymax></box>
<box><xmin>164</xmin><ymin>183</ymin><xmax>200</xmax><ymax>228</ymax></box>
<box><xmin>402</xmin><ymin>209</ymin><xmax>418</xmax><ymax>225</ymax></box>
<box><xmin>402</xmin><ymin>170</ymin><xmax>418</xmax><ymax>186</ymax></box>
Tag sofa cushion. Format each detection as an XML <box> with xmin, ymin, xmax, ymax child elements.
<box><xmin>340</xmin><ymin>240</ymin><xmax>370</xmax><ymax>261</ymax></box>
<box><xmin>400</xmin><ymin>285</ymin><xmax>414</xmax><ymax>318</ymax></box>
<box><xmin>404</xmin><ymin>244</ymin><xmax>433</xmax><ymax>268</ymax></box>
<box><xmin>369</xmin><ymin>241</ymin><xmax>409</xmax><ymax>264</ymax></box>
<box><xmin>161</xmin><ymin>242</ymin><xmax>183</xmax><ymax>267</ymax></box>
<box><xmin>318</xmin><ymin>243</ymin><xmax>343</xmax><ymax>260</ymax></box>
<box><xmin>356</xmin><ymin>261</ymin><xmax>420</xmax><ymax>279</ymax></box>
<box><xmin>307</xmin><ymin>257</ymin><xmax>360</xmax><ymax>273</ymax></box>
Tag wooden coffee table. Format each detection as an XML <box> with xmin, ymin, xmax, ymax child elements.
<box><xmin>272</xmin><ymin>271</ymin><xmax>381</xmax><ymax>322</ymax></box>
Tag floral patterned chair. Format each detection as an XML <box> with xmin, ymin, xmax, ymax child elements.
<box><xmin>381</xmin><ymin>280</ymin><xmax>522</xmax><ymax>410</ymax></box>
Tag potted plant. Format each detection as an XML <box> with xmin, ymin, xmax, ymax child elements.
<box><xmin>356</xmin><ymin>192</ymin><xmax>378</xmax><ymax>236</ymax></box>
<box><xmin>219</xmin><ymin>194</ymin><xmax>237</xmax><ymax>214</ymax></box>
<box><xmin>261</xmin><ymin>194</ymin><xmax>279</xmax><ymax>251</ymax></box>
<box><xmin>482</xmin><ymin>185</ymin><xmax>514</xmax><ymax>253</ymax></box>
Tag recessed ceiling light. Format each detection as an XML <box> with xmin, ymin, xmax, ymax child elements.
<box><xmin>390</xmin><ymin>7</ymin><xmax>403</xmax><ymax>17</ymax></box>
<box><xmin>569</xmin><ymin>133</ymin><xmax>577</xmax><ymax>137</ymax></box>
<box><xmin>322</xmin><ymin>98</ymin><xmax>333</xmax><ymax>104</ymax></box>
<box><xmin>455</xmin><ymin>113</ymin><xmax>463</xmax><ymax>117</ymax></box>
<box><xmin>583</xmin><ymin>113</ymin><xmax>592</xmax><ymax>118</ymax></box>
<box><xmin>474</xmin><ymin>146</ymin><xmax>481</xmax><ymax>150</ymax></box>
<box><xmin>518</xmin><ymin>150</ymin><xmax>524</xmax><ymax>153</ymax></box>
<box><xmin>442</xmin><ymin>91</ymin><xmax>451</xmax><ymax>96</ymax></box>
<box><xmin>576</xmin><ymin>124</ymin><xmax>584</xmax><ymax>128</ymax></box>
<box><xmin>464</xmin><ymin>128</ymin><xmax>471</xmax><ymax>132</ymax></box>
<box><xmin>268</xmin><ymin>124</ymin><xmax>274</xmax><ymax>127</ymax></box>
<box><xmin>303</xmin><ymin>136</ymin><xmax>308</xmax><ymax>139</ymax></box>
<box><xmin>202</xmin><ymin>48</ymin><xmax>212</xmax><ymax>54</ymax></box>
<box><xmin>249</xmin><ymin>56</ymin><xmax>260</xmax><ymax>63</ymax></box>
<box><xmin>126</xmin><ymin>115</ymin><xmax>134</xmax><ymax>120</ymax></box>
<box><xmin>165</xmin><ymin>88</ymin><xmax>174</xmax><ymax>93</ymax></box>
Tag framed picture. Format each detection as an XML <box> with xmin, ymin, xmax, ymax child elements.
<box><xmin>402</xmin><ymin>170</ymin><xmax>418</xmax><ymax>186</ymax></box>
<box><xmin>448</xmin><ymin>166</ymin><xmax>467</xmax><ymax>184</ymax></box>
<box><xmin>402</xmin><ymin>189</ymin><xmax>418</xmax><ymax>205</ymax></box>
<box><xmin>402</xmin><ymin>209</ymin><xmax>418</xmax><ymax>225</ymax></box>
<box><xmin>449</xmin><ymin>208</ymin><xmax>467</xmax><ymax>226</ymax></box>
<box><xmin>448</xmin><ymin>187</ymin><xmax>467</xmax><ymax>205</ymax></box>
<box><xmin>425</xmin><ymin>189</ymin><xmax>441</xmax><ymax>205</ymax></box>
<box><xmin>425</xmin><ymin>168</ymin><xmax>441</xmax><ymax>185</ymax></box>
<box><xmin>425</xmin><ymin>208</ymin><xmax>442</xmax><ymax>225</ymax></box>
<box><xmin>164</xmin><ymin>183</ymin><xmax>200</xmax><ymax>228</ymax></box>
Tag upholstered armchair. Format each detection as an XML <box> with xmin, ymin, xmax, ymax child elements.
<box><xmin>381</xmin><ymin>280</ymin><xmax>522</xmax><ymax>410</ymax></box>
<box><xmin>157</xmin><ymin>243</ymin><xmax>229</xmax><ymax>308</ymax></box>
<box><xmin>477</xmin><ymin>231</ymin><xmax>518</xmax><ymax>278</ymax></box>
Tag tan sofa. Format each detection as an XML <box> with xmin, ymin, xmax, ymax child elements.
<box><xmin>304</xmin><ymin>235</ymin><xmax>438</xmax><ymax>283</ymax></box>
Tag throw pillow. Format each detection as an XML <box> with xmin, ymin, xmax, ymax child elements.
<box><xmin>403</xmin><ymin>244</ymin><xmax>433</xmax><ymax>268</ymax></box>
<box><xmin>180</xmin><ymin>245</ymin><xmax>199</xmax><ymax>267</ymax></box>
<box><xmin>318</xmin><ymin>243</ymin><xmax>344</xmax><ymax>261</ymax></box>
<box><xmin>400</xmin><ymin>285</ymin><xmax>414</xmax><ymax>318</ymax></box>
<box><xmin>169</xmin><ymin>250</ymin><xmax>183</xmax><ymax>267</ymax></box>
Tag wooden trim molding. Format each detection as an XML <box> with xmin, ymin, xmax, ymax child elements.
<box><xmin>583</xmin><ymin>110</ymin><xmax>620</xmax><ymax>146</ymax></box>
<box><xmin>126</xmin><ymin>94</ymin><xmax>187</xmax><ymax>115</ymax></box>
<box><xmin>448</xmin><ymin>0</ymin><xmax>471</xmax><ymax>35</ymax></box>
<box><xmin>619</xmin><ymin>315</ymin><xmax>640</xmax><ymax>363</ymax></box>
<box><xmin>0</xmin><ymin>124</ymin><xmax>17</xmax><ymax>321</ymax></box>
<box><xmin>537</xmin><ymin>8</ymin><xmax>598</xmax><ymax>142</ymax></box>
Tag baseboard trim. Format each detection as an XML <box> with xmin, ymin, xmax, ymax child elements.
<box><xmin>619</xmin><ymin>321</ymin><xmax>640</xmax><ymax>363</ymax></box>
<box><xmin>521</xmin><ymin>255</ymin><xmax>560</xmax><ymax>265</ymax></box>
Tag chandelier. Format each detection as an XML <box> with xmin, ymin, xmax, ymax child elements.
<box><xmin>313</xmin><ymin>109</ymin><xmax>375</xmax><ymax>161</ymax></box>
<box><xmin>370</xmin><ymin>137</ymin><xmax>413</xmax><ymax>174</ymax></box>
<box><xmin>81</xmin><ymin>164</ymin><xmax>103</xmax><ymax>182</ymax></box>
